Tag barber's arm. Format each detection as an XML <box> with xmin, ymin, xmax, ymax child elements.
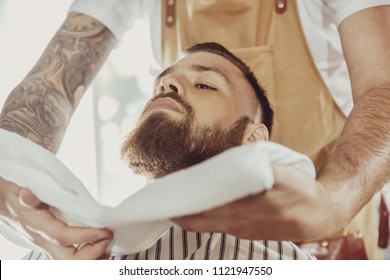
<box><xmin>173</xmin><ymin>6</ymin><xmax>390</xmax><ymax>241</ymax></box>
<box><xmin>318</xmin><ymin>5</ymin><xmax>390</xmax><ymax>233</ymax></box>
<box><xmin>0</xmin><ymin>12</ymin><xmax>116</xmax><ymax>259</ymax></box>
<box><xmin>0</xmin><ymin>12</ymin><xmax>115</xmax><ymax>152</ymax></box>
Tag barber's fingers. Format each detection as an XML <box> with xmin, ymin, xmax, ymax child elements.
<box><xmin>28</xmin><ymin>229</ymin><xmax>112</xmax><ymax>260</ymax></box>
<box><xmin>173</xmin><ymin>214</ymin><xmax>270</xmax><ymax>240</ymax></box>
<box><xmin>15</xmin><ymin>186</ymin><xmax>113</xmax><ymax>257</ymax></box>
<box><xmin>18</xmin><ymin>188</ymin><xmax>44</xmax><ymax>209</ymax></box>
<box><xmin>171</xmin><ymin>194</ymin><xmax>271</xmax><ymax>240</ymax></box>
<box><xmin>72</xmin><ymin>238</ymin><xmax>112</xmax><ymax>260</ymax></box>
<box><xmin>19</xmin><ymin>206</ymin><xmax>113</xmax><ymax>246</ymax></box>
<box><xmin>0</xmin><ymin>178</ymin><xmax>46</xmax><ymax>216</ymax></box>
<box><xmin>0</xmin><ymin>177</ymin><xmax>19</xmax><ymax>215</ymax></box>
<box><xmin>22</xmin><ymin>210</ymin><xmax>113</xmax><ymax>259</ymax></box>
<box><xmin>171</xmin><ymin>193</ymin><xmax>245</xmax><ymax>229</ymax></box>
<box><xmin>12</xmin><ymin>185</ymin><xmax>113</xmax><ymax>246</ymax></box>
<box><xmin>1</xmin><ymin>177</ymin><xmax>113</xmax><ymax>259</ymax></box>
<box><xmin>172</xmin><ymin>215</ymin><xmax>226</xmax><ymax>233</ymax></box>
<box><xmin>47</xmin><ymin>225</ymin><xmax>113</xmax><ymax>247</ymax></box>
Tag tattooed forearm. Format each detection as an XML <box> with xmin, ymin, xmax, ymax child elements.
<box><xmin>0</xmin><ymin>78</ymin><xmax>71</xmax><ymax>150</ymax></box>
<box><xmin>0</xmin><ymin>13</ymin><xmax>116</xmax><ymax>153</ymax></box>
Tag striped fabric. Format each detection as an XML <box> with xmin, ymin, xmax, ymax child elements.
<box><xmin>23</xmin><ymin>225</ymin><xmax>315</xmax><ymax>260</ymax></box>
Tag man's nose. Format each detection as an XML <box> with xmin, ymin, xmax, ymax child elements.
<box><xmin>158</xmin><ymin>75</ymin><xmax>184</xmax><ymax>95</ymax></box>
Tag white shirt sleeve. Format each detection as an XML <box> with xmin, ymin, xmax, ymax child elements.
<box><xmin>323</xmin><ymin>0</ymin><xmax>390</xmax><ymax>26</ymax></box>
<box><xmin>298</xmin><ymin>0</ymin><xmax>390</xmax><ymax>117</ymax></box>
<box><xmin>68</xmin><ymin>0</ymin><xmax>143</xmax><ymax>42</ymax></box>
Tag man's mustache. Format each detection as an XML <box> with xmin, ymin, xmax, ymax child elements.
<box><xmin>143</xmin><ymin>92</ymin><xmax>194</xmax><ymax>116</ymax></box>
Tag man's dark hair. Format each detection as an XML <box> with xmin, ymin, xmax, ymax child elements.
<box><xmin>186</xmin><ymin>42</ymin><xmax>274</xmax><ymax>135</ymax></box>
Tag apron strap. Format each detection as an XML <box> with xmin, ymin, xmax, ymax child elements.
<box><xmin>161</xmin><ymin>0</ymin><xmax>277</xmax><ymax>67</ymax></box>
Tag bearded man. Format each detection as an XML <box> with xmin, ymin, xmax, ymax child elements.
<box><xmin>112</xmin><ymin>42</ymin><xmax>314</xmax><ymax>260</ymax></box>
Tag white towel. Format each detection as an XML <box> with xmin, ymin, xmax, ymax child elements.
<box><xmin>0</xmin><ymin>128</ymin><xmax>315</xmax><ymax>254</ymax></box>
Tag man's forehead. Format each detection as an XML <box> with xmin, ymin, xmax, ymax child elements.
<box><xmin>156</xmin><ymin>52</ymin><xmax>244</xmax><ymax>81</ymax></box>
<box><xmin>178</xmin><ymin>52</ymin><xmax>242</xmax><ymax>72</ymax></box>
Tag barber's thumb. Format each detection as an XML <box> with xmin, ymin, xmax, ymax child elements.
<box><xmin>18</xmin><ymin>188</ymin><xmax>42</xmax><ymax>208</ymax></box>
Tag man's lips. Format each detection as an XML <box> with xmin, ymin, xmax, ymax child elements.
<box><xmin>147</xmin><ymin>97</ymin><xmax>183</xmax><ymax>113</ymax></box>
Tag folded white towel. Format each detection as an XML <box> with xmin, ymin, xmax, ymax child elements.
<box><xmin>0</xmin><ymin>129</ymin><xmax>315</xmax><ymax>254</ymax></box>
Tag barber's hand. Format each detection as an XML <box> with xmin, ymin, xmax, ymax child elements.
<box><xmin>0</xmin><ymin>177</ymin><xmax>113</xmax><ymax>259</ymax></box>
<box><xmin>172</xmin><ymin>165</ymin><xmax>334</xmax><ymax>242</ymax></box>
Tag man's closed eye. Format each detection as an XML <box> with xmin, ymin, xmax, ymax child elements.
<box><xmin>196</xmin><ymin>83</ymin><xmax>217</xmax><ymax>91</ymax></box>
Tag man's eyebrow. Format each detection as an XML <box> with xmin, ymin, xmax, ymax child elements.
<box><xmin>190</xmin><ymin>64</ymin><xmax>230</xmax><ymax>84</ymax></box>
<box><xmin>155</xmin><ymin>64</ymin><xmax>230</xmax><ymax>84</ymax></box>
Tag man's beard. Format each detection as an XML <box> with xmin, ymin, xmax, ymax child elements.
<box><xmin>121</xmin><ymin>93</ymin><xmax>250</xmax><ymax>179</ymax></box>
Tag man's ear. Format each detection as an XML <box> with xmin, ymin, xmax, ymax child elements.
<box><xmin>242</xmin><ymin>123</ymin><xmax>269</xmax><ymax>144</ymax></box>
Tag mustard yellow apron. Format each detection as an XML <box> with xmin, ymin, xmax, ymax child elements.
<box><xmin>161</xmin><ymin>0</ymin><xmax>382</xmax><ymax>259</ymax></box>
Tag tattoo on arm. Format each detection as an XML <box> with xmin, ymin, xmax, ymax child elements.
<box><xmin>0</xmin><ymin>13</ymin><xmax>116</xmax><ymax>153</ymax></box>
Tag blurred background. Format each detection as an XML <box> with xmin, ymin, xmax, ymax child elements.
<box><xmin>0</xmin><ymin>0</ymin><xmax>155</xmax><ymax>259</ymax></box>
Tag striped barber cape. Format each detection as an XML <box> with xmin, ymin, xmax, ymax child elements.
<box><xmin>24</xmin><ymin>225</ymin><xmax>316</xmax><ymax>260</ymax></box>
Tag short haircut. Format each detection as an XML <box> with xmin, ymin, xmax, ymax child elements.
<box><xmin>186</xmin><ymin>42</ymin><xmax>274</xmax><ymax>135</ymax></box>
